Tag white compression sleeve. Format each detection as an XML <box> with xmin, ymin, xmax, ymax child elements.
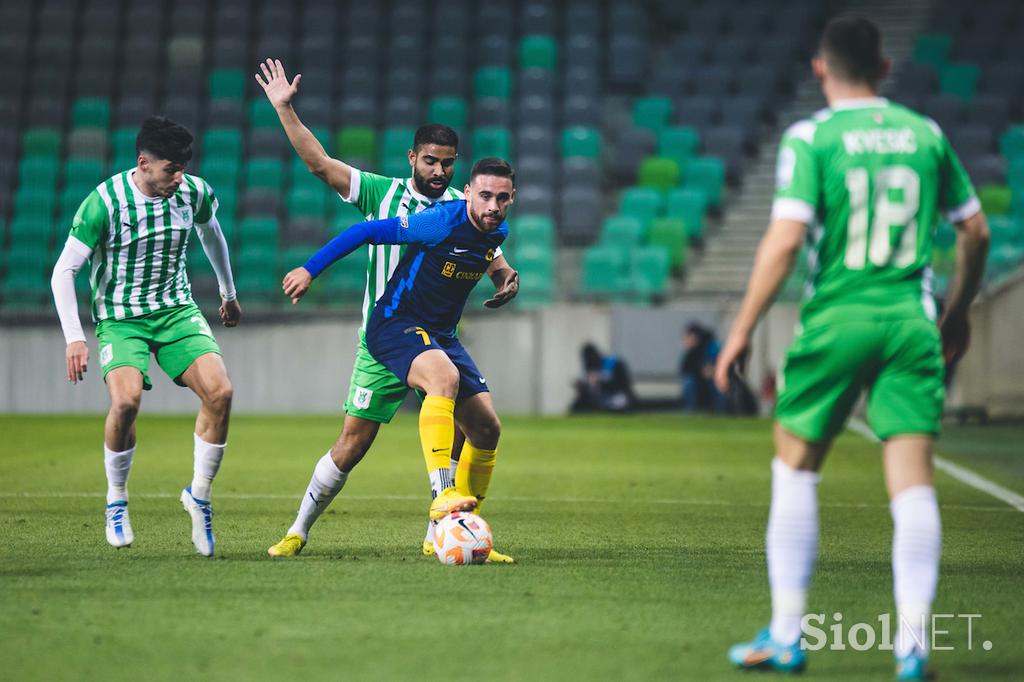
<box><xmin>194</xmin><ymin>215</ymin><xmax>237</xmax><ymax>300</ymax></box>
<box><xmin>50</xmin><ymin>237</ymin><xmax>93</xmax><ymax>344</ymax></box>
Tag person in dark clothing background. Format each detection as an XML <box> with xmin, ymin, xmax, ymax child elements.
<box><xmin>571</xmin><ymin>343</ymin><xmax>636</xmax><ymax>413</ymax></box>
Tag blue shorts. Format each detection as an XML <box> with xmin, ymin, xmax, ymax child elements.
<box><xmin>366</xmin><ymin>317</ymin><xmax>490</xmax><ymax>400</ymax></box>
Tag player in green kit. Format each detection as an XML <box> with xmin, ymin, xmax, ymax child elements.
<box><xmin>255</xmin><ymin>59</ymin><xmax>519</xmax><ymax>561</ymax></box>
<box><xmin>714</xmin><ymin>17</ymin><xmax>989</xmax><ymax>680</ymax></box>
<box><xmin>50</xmin><ymin>117</ymin><xmax>242</xmax><ymax>557</ymax></box>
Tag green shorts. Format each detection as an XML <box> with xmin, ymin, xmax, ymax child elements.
<box><xmin>95</xmin><ymin>303</ymin><xmax>222</xmax><ymax>390</ymax></box>
<box><xmin>775</xmin><ymin>315</ymin><xmax>945</xmax><ymax>442</ymax></box>
<box><xmin>344</xmin><ymin>333</ymin><xmax>409</xmax><ymax>423</ymax></box>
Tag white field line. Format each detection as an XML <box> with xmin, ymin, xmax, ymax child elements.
<box><xmin>848</xmin><ymin>417</ymin><xmax>1024</xmax><ymax>513</ymax></box>
<box><xmin>0</xmin><ymin>490</ymin><xmax>1014</xmax><ymax>513</ymax></box>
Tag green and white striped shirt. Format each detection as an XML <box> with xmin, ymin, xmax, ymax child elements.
<box><xmin>69</xmin><ymin>170</ymin><xmax>218</xmax><ymax>321</ymax></box>
<box><xmin>345</xmin><ymin>170</ymin><xmax>466</xmax><ymax>327</ymax></box>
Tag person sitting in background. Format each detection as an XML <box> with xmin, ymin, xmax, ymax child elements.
<box><xmin>571</xmin><ymin>343</ymin><xmax>636</xmax><ymax>413</ymax></box>
<box><xmin>680</xmin><ymin>323</ymin><xmax>725</xmax><ymax>413</ymax></box>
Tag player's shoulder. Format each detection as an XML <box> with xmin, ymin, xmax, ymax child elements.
<box><xmin>781</xmin><ymin>110</ymin><xmax>831</xmax><ymax>146</ymax></box>
<box><xmin>447</xmin><ymin>186</ymin><xmax>466</xmax><ymax>200</ymax></box>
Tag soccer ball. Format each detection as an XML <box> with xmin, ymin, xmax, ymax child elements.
<box><xmin>433</xmin><ymin>511</ymin><xmax>493</xmax><ymax>565</ymax></box>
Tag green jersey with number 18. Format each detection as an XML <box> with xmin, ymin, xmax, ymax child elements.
<box><xmin>772</xmin><ymin>97</ymin><xmax>979</xmax><ymax>322</ymax></box>
<box><xmin>343</xmin><ymin>170</ymin><xmax>468</xmax><ymax>328</ymax></box>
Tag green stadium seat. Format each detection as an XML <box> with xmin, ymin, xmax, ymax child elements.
<box><xmin>209</xmin><ymin>69</ymin><xmax>246</xmax><ymax>100</ymax></box>
<box><xmin>203</xmin><ymin>129</ymin><xmax>244</xmax><ymax>159</ymax></box>
<box><xmin>999</xmin><ymin>126</ymin><xmax>1024</xmax><ymax>161</ymax></box>
<box><xmin>684</xmin><ymin>157</ymin><xmax>725</xmax><ymax>208</ymax></box>
<box><xmin>978</xmin><ymin>185</ymin><xmax>1012</xmax><ymax>216</ymax></box>
<box><xmin>58</xmin><ymin>187</ymin><xmax>87</xmax><ymax>221</ymax></box>
<box><xmin>322</xmin><ymin>252</ymin><xmax>368</xmax><ymax>301</ymax></box>
<box><xmin>514</xmin><ymin>257</ymin><xmax>555</xmax><ymax>309</ymax></box>
<box><xmin>71</xmin><ymin>98</ymin><xmax>111</xmax><ymax>129</ymax></box>
<box><xmin>2</xmin><ymin>244</ymin><xmax>50</xmax><ymax>275</ymax></box>
<box><xmin>234</xmin><ymin>270</ymin><xmax>281</xmax><ymax>306</ymax></box>
<box><xmin>618</xmin><ymin>186</ymin><xmax>664</xmax><ymax>227</ymax></box>
<box><xmin>18</xmin><ymin>156</ymin><xmax>60</xmax><ymax>187</ymax></box>
<box><xmin>471</xmin><ymin>127</ymin><xmax>512</xmax><ymax>161</ymax></box>
<box><xmin>1</xmin><ymin>271</ymin><xmax>49</xmax><ymax>307</ymax></box>
<box><xmin>380</xmin><ymin>156</ymin><xmax>412</xmax><ymax>179</ymax></box>
<box><xmin>665</xmin><ymin>187</ymin><xmax>709</xmax><ymax>239</ymax></box>
<box><xmin>201</xmin><ymin>157</ymin><xmax>241</xmax><ymax>189</ymax></box>
<box><xmin>599</xmin><ymin>214</ymin><xmax>645</xmax><ymax>245</ymax></box>
<box><xmin>112</xmin><ymin>127</ymin><xmax>137</xmax><ymax>161</ymax></box>
<box><xmin>658</xmin><ymin>127</ymin><xmax>700</xmax><ymax>169</ymax></box>
<box><xmin>63</xmin><ymin>158</ymin><xmax>106</xmax><ymax>186</ymax></box>
<box><xmin>237</xmin><ymin>243</ymin><xmax>279</xmax><ymax>273</ymax></box>
<box><xmin>933</xmin><ymin>222</ymin><xmax>956</xmax><ymax>250</ymax></box>
<box><xmin>633</xmin><ymin>97</ymin><xmax>673</xmax><ymax>133</ymax></box>
<box><xmin>22</xmin><ymin>128</ymin><xmax>62</xmax><ymax>158</ymax></box>
<box><xmin>637</xmin><ymin>156</ymin><xmax>681</xmax><ymax>191</ymax></box>
<box><xmin>580</xmin><ymin>245</ymin><xmax>627</xmax><ymax>297</ymax></box>
<box><xmin>289</xmin><ymin>160</ymin><xmax>325</xmax><ymax>194</ymax></box>
<box><xmin>334</xmin><ymin>200</ymin><xmax>367</xmax><ymax>230</ymax></box>
<box><xmin>244</xmin><ymin>157</ymin><xmax>284</xmax><ymax>191</ymax></box>
<box><xmin>380</xmin><ymin>127</ymin><xmax>416</xmax><ymax>163</ymax></box>
<box><xmin>940</xmin><ymin>63</ymin><xmax>979</xmax><ymax>102</ymax></box>
<box><xmin>912</xmin><ymin>34</ymin><xmax>951</xmax><ymax>69</ymax></box>
<box><xmin>238</xmin><ymin>216</ymin><xmax>280</xmax><ymax>247</ymax></box>
<box><xmin>626</xmin><ymin>246</ymin><xmax>670</xmax><ymax>301</ymax></box>
<box><xmin>513</xmin><ymin>214</ymin><xmax>555</xmax><ymax>250</ymax></box>
<box><xmin>561</xmin><ymin>127</ymin><xmax>602</xmax><ymax>159</ymax></box>
<box><xmin>248</xmin><ymin>99</ymin><xmax>279</xmax><ymax>130</ymax></box>
<box><xmin>474</xmin><ymin>67</ymin><xmax>512</xmax><ymax>99</ymax></box>
<box><xmin>112</xmin><ymin>153</ymin><xmax>137</xmax><ymax>173</ymax></box>
<box><xmin>335</xmin><ymin>126</ymin><xmax>377</xmax><ymax>165</ymax></box>
<box><xmin>519</xmin><ymin>35</ymin><xmax>557</xmax><ymax>70</ymax></box>
<box><xmin>286</xmin><ymin>185</ymin><xmax>329</xmax><ymax>219</ymax></box>
<box><xmin>647</xmin><ymin>217</ymin><xmax>688</xmax><ymax>271</ymax></box>
<box><xmin>14</xmin><ymin>187</ymin><xmax>56</xmax><ymax>222</ymax></box>
<box><xmin>426</xmin><ymin>97</ymin><xmax>468</xmax><ymax>132</ymax></box>
<box><xmin>988</xmin><ymin>215</ymin><xmax>1022</xmax><ymax>248</ymax></box>
<box><xmin>8</xmin><ymin>216</ymin><xmax>57</xmax><ymax>248</ymax></box>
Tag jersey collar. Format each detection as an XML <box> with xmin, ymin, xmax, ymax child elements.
<box><xmin>830</xmin><ymin>97</ymin><xmax>889</xmax><ymax>111</ymax></box>
<box><xmin>405</xmin><ymin>177</ymin><xmax>447</xmax><ymax>205</ymax></box>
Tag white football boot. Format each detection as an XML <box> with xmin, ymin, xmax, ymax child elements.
<box><xmin>105</xmin><ymin>500</ymin><xmax>134</xmax><ymax>548</ymax></box>
<box><xmin>180</xmin><ymin>487</ymin><xmax>215</xmax><ymax>557</ymax></box>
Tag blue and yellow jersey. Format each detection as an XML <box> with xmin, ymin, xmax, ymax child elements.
<box><xmin>303</xmin><ymin>199</ymin><xmax>508</xmax><ymax>336</ymax></box>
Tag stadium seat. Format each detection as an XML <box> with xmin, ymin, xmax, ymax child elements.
<box><xmin>978</xmin><ymin>185</ymin><xmax>1012</xmax><ymax>216</ymax></box>
<box><xmin>618</xmin><ymin>186</ymin><xmax>664</xmax><ymax>228</ymax></box>
<box><xmin>66</xmin><ymin>129</ymin><xmax>108</xmax><ymax>160</ymax></box>
<box><xmin>647</xmin><ymin>217</ymin><xmax>688</xmax><ymax>271</ymax></box>
<box><xmin>626</xmin><ymin>246</ymin><xmax>670</xmax><ymax>301</ymax></box>
<box><xmin>633</xmin><ymin>97</ymin><xmax>673</xmax><ymax>133</ymax></box>
<box><xmin>519</xmin><ymin>35</ymin><xmax>557</xmax><ymax>70</ymax></box>
<box><xmin>474</xmin><ymin>67</ymin><xmax>512</xmax><ymax>100</ymax></box>
<box><xmin>285</xmin><ymin>185</ymin><xmax>329</xmax><ymax>220</ymax></box>
<box><xmin>244</xmin><ymin>158</ymin><xmax>285</xmax><ymax>191</ymax></box>
<box><xmin>22</xmin><ymin>128</ymin><xmax>61</xmax><ymax>158</ymax></box>
<box><xmin>1000</xmin><ymin>126</ymin><xmax>1024</xmax><ymax>160</ymax></box>
<box><xmin>249</xmin><ymin>99</ymin><xmax>280</xmax><ymax>130</ymax></box>
<box><xmin>71</xmin><ymin>98</ymin><xmax>111</xmax><ymax>129</ymax></box>
<box><xmin>112</xmin><ymin>128</ymin><xmax>137</xmax><ymax>161</ymax></box>
<box><xmin>63</xmin><ymin>158</ymin><xmax>106</xmax><ymax>186</ymax></box>
<box><xmin>665</xmin><ymin>187</ymin><xmax>709</xmax><ymax>239</ymax></box>
<box><xmin>426</xmin><ymin>97</ymin><xmax>468</xmax><ymax>132</ymax></box>
<box><xmin>209</xmin><ymin>69</ymin><xmax>246</xmax><ymax>100</ymax></box>
<box><xmin>561</xmin><ymin>127</ymin><xmax>602</xmax><ymax>160</ymax></box>
<box><xmin>637</xmin><ymin>157</ymin><xmax>681</xmax><ymax>191</ymax></box>
<box><xmin>610</xmin><ymin>127</ymin><xmax>656</xmax><ymax>183</ymax></box>
<box><xmin>912</xmin><ymin>34</ymin><xmax>952</xmax><ymax>69</ymax></box>
<box><xmin>14</xmin><ymin>187</ymin><xmax>56</xmax><ymax>221</ymax></box>
<box><xmin>560</xmin><ymin>157</ymin><xmax>601</xmax><ymax>188</ymax></box>
<box><xmin>18</xmin><ymin>157</ymin><xmax>60</xmax><ymax>187</ymax></box>
<box><xmin>684</xmin><ymin>157</ymin><xmax>725</xmax><ymax>208</ymax></box>
<box><xmin>580</xmin><ymin>245</ymin><xmax>627</xmax><ymax>297</ymax></box>
<box><xmin>600</xmin><ymin>215</ymin><xmax>645</xmax><ymax>245</ymax></box>
<box><xmin>513</xmin><ymin>214</ymin><xmax>555</xmax><ymax>251</ymax></box>
<box><xmin>321</xmin><ymin>251</ymin><xmax>368</xmax><ymax>301</ymax></box>
<box><xmin>658</xmin><ymin>127</ymin><xmax>700</xmax><ymax>169</ymax></box>
<box><xmin>238</xmin><ymin>216</ymin><xmax>280</xmax><ymax>247</ymax></box>
<box><xmin>472</xmin><ymin>127</ymin><xmax>513</xmax><ymax>161</ymax></box>
<box><xmin>940</xmin><ymin>63</ymin><xmax>980</xmax><ymax>102</ymax></box>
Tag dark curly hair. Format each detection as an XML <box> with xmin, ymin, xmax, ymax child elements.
<box><xmin>136</xmin><ymin>116</ymin><xmax>193</xmax><ymax>165</ymax></box>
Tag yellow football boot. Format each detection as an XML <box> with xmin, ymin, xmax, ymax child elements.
<box><xmin>428</xmin><ymin>487</ymin><xmax>478</xmax><ymax>521</ymax></box>
<box><xmin>486</xmin><ymin>548</ymin><xmax>514</xmax><ymax>563</ymax></box>
<box><xmin>267</xmin><ymin>533</ymin><xmax>306</xmax><ymax>557</ymax></box>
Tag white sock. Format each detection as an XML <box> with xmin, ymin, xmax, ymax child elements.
<box><xmin>190</xmin><ymin>433</ymin><xmax>225</xmax><ymax>501</ymax></box>
<box><xmin>287</xmin><ymin>452</ymin><xmax>349</xmax><ymax>539</ymax></box>
<box><xmin>767</xmin><ymin>457</ymin><xmax>820</xmax><ymax>646</ymax></box>
<box><xmin>891</xmin><ymin>485</ymin><xmax>941</xmax><ymax>657</ymax></box>
<box><xmin>104</xmin><ymin>445</ymin><xmax>134</xmax><ymax>504</ymax></box>
<box><xmin>428</xmin><ymin>468</ymin><xmax>453</xmax><ymax>499</ymax></box>
<box><xmin>449</xmin><ymin>457</ymin><xmax>459</xmax><ymax>482</ymax></box>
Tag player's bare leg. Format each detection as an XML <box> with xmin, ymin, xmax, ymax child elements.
<box><xmin>177</xmin><ymin>353</ymin><xmax>234</xmax><ymax>557</ymax></box>
<box><xmin>102</xmin><ymin>367</ymin><xmax>144</xmax><ymax>548</ymax></box>
<box><xmin>269</xmin><ymin>414</ymin><xmax>381</xmax><ymax>557</ymax></box>
<box><xmin>407</xmin><ymin>350</ymin><xmax>477</xmax><ymax>520</ymax></box>
<box><xmin>884</xmin><ymin>436</ymin><xmax>939</xmax><ymax>678</ymax></box>
<box><xmin>452</xmin><ymin>392</ymin><xmax>513</xmax><ymax>563</ymax></box>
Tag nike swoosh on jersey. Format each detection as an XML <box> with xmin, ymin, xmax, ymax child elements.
<box><xmin>451</xmin><ymin>247</ymin><xmax>470</xmax><ymax>254</ymax></box>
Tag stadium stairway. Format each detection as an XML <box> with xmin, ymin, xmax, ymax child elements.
<box><xmin>682</xmin><ymin>0</ymin><xmax>934</xmax><ymax>297</ymax></box>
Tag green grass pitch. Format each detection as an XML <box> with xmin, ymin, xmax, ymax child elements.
<box><xmin>1</xmin><ymin>414</ymin><xmax>1021</xmax><ymax>681</ymax></box>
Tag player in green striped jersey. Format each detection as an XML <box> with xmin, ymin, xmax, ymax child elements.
<box><xmin>51</xmin><ymin>117</ymin><xmax>242</xmax><ymax>558</ymax></box>
<box><xmin>715</xmin><ymin>18</ymin><xmax>989</xmax><ymax>679</ymax></box>
<box><xmin>255</xmin><ymin>59</ymin><xmax>519</xmax><ymax>561</ymax></box>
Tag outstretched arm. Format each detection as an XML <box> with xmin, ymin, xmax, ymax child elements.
<box><xmin>255</xmin><ymin>58</ymin><xmax>355</xmax><ymax>198</ymax></box>
<box><xmin>484</xmin><ymin>254</ymin><xmax>519</xmax><ymax>308</ymax></box>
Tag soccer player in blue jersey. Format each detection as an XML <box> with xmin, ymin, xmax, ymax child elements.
<box><xmin>282</xmin><ymin>157</ymin><xmax>516</xmax><ymax>555</ymax></box>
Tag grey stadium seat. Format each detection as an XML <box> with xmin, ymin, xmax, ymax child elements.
<box><xmin>609</xmin><ymin>127</ymin><xmax>655</xmax><ymax>183</ymax></box>
<box><xmin>515</xmin><ymin>185</ymin><xmax>556</xmax><ymax>217</ymax></box>
<box><xmin>516</xmin><ymin>126</ymin><xmax>556</xmax><ymax>160</ymax></box>
<box><xmin>473</xmin><ymin>98</ymin><xmax>512</xmax><ymax>128</ymax></box>
<box><xmin>560</xmin><ymin>156</ymin><xmax>602</xmax><ymax>189</ymax></box>
<box><xmin>517</xmin><ymin>96</ymin><xmax>556</xmax><ymax>129</ymax></box>
<box><xmin>563</xmin><ymin>94</ymin><xmax>602</xmax><ymax>127</ymax></box>
<box><xmin>248</xmin><ymin>129</ymin><xmax>291</xmax><ymax>159</ymax></box>
<box><xmin>207</xmin><ymin>99</ymin><xmax>246</xmax><ymax>128</ymax></box>
<box><xmin>516</xmin><ymin>155</ymin><xmax>557</xmax><ymax>189</ymax></box>
<box><xmin>675</xmin><ymin>96</ymin><xmax>719</xmax><ymax>128</ymax></box>
<box><xmin>558</xmin><ymin>184</ymin><xmax>603</xmax><ymax>245</ymax></box>
<box><xmin>67</xmin><ymin>129</ymin><xmax>109</xmax><ymax>159</ymax></box>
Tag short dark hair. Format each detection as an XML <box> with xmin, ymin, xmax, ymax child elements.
<box><xmin>820</xmin><ymin>15</ymin><xmax>886</xmax><ymax>85</ymax></box>
<box><xmin>470</xmin><ymin>157</ymin><xmax>515</xmax><ymax>186</ymax></box>
<box><xmin>413</xmin><ymin>124</ymin><xmax>459</xmax><ymax>151</ymax></box>
<box><xmin>136</xmin><ymin>116</ymin><xmax>193</xmax><ymax>165</ymax></box>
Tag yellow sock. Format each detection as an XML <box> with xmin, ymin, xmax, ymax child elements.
<box><xmin>455</xmin><ymin>442</ymin><xmax>497</xmax><ymax>500</ymax></box>
<box><xmin>420</xmin><ymin>395</ymin><xmax>456</xmax><ymax>478</ymax></box>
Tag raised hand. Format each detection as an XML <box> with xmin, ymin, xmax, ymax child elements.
<box><xmin>255</xmin><ymin>58</ymin><xmax>301</xmax><ymax>109</ymax></box>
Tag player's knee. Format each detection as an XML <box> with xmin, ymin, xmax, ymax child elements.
<box><xmin>470</xmin><ymin>413</ymin><xmax>501</xmax><ymax>448</ymax></box>
<box><xmin>430</xmin><ymin>364</ymin><xmax>460</xmax><ymax>398</ymax></box>
<box><xmin>206</xmin><ymin>381</ymin><xmax>234</xmax><ymax>415</ymax></box>
<box><xmin>109</xmin><ymin>394</ymin><xmax>141</xmax><ymax>423</ymax></box>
